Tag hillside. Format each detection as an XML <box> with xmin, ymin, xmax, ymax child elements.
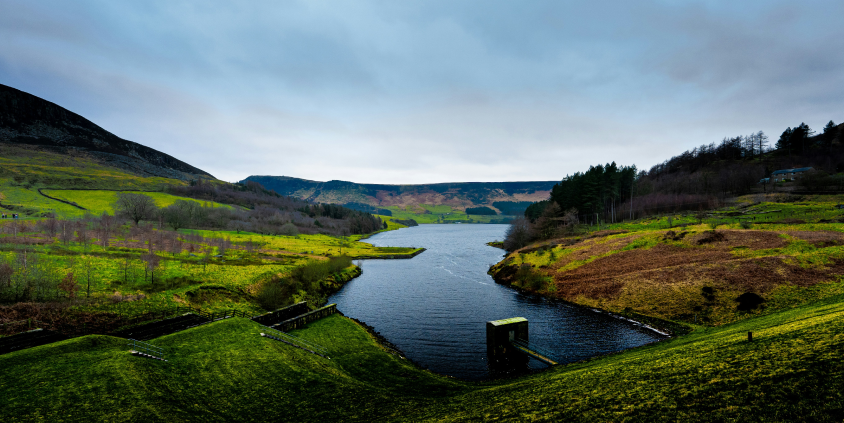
<box><xmin>2</xmin><ymin>295</ymin><xmax>842</xmax><ymax>422</ymax></box>
<box><xmin>242</xmin><ymin>175</ymin><xmax>556</xmax><ymax>216</ymax></box>
<box><xmin>492</xmin><ymin>194</ymin><xmax>844</xmax><ymax>327</ymax></box>
<box><xmin>0</xmin><ymin>84</ymin><xmax>213</xmax><ymax>181</ymax></box>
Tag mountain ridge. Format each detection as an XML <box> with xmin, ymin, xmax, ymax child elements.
<box><xmin>242</xmin><ymin>175</ymin><xmax>556</xmax><ymax>213</ymax></box>
<box><xmin>0</xmin><ymin>84</ymin><xmax>213</xmax><ymax>181</ymax></box>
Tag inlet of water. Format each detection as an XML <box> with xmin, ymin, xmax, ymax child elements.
<box><xmin>328</xmin><ymin>224</ymin><xmax>665</xmax><ymax>381</ymax></box>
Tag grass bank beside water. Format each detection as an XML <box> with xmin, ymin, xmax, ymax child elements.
<box><xmin>491</xmin><ymin>195</ymin><xmax>844</xmax><ymax>328</ymax></box>
<box><xmin>1</xmin><ymin>294</ymin><xmax>842</xmax><ymax>421</ymax></box>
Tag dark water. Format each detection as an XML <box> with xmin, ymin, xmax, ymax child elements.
<box><xmin>328</xmin><ymin>224</ymin><xmax>666</xmax><ymax>381</ymax></box>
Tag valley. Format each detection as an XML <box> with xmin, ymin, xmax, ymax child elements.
<box><xmin>1</xmin><ymin>83</ymin><xmax>843</xmax><ymax>422</ymax></box>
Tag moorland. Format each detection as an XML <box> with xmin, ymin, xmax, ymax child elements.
<box><xmin>1</xmin><ymin>83</ymin><xmax>844</xmax><ymax>422</ymax></box>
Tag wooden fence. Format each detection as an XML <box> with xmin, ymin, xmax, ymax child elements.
<box><xmin>251</xmin><ymin>302</ymin><xmax>309</xmax><ymax>326</ymax></box>
<box><xmin>272</xmin><ymin>304</ymin><xmax>337</xmax><ymax>332</ymax></box>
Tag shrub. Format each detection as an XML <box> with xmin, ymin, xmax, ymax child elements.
<box><xmin>503</xmin><ymin>217</ymin><xmax>533</xmax><ymax>251</ymax></box>
<box><xmin>735</xmin><ymin>292</ymin><xmax>765</xmax><ymax>311</ymax></box>
<box><xmin>279</xmin><ymin>223</ymin><xmax>299</xmax><ymax>236</ymax></box>
<box><xmin>515</xmin><ymin>264</ymin><xmax>547</xmax><ymax>291</ymax></box>
<box><xmin>255</xmin><ymin>281</ymin><xmax>290</xmax><ymax>310</ymax></box>
<box><xmin>256</xmin><ymin>255</ymin><xmax>354</xmax><ymax>310</ymax></box>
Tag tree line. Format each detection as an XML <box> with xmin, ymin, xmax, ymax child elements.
<box><xmin>0</xmin><ymin>214</ymin><xmax>261</xmax><ymax>303</ymax></box>
<box><xmin>122</xmin><ymin>183</ymin><xmax>383</xmax><ymax>236</ymax></box>
<box><xmin>504</xmin><ymin>119</ymin><xmax>844</xmax><ymax>251</ymax></box>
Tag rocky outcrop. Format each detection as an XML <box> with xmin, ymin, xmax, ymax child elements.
<box><xmin>0</xmin><ymin>84</ymin><xmax>214</xmax><ymax>180</ymax></box>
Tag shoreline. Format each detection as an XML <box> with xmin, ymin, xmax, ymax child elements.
<box><xmin>487</xmin><ymin>260</ymin><xmax>689</xmax><ymax>337</ymax></box>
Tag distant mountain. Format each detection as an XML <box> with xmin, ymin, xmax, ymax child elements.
<box><xmin>0</xmin><ymin>84</ymin><xmax>213</xmax><ymax>180</ymax></box>
<box><xmin>242</xmin><ymin>175</ymin><xmax>556</xmax><ymax>214</ymax></box>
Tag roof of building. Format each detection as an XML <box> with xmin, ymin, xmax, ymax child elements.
<box><xmin>488</xmin><ymin>317</ymin><xmax>527</xmax><ymax>326</ymax></box>
<box><xmin>771</xmin><ymin>167</ymin><xmax>814</xmax><ymax>175</ymax></box>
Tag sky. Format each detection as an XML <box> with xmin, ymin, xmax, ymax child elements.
<box><xmin>1</xmin><ymin>1</ymin><xmax>843</xmax><ymax>184</ymax></box>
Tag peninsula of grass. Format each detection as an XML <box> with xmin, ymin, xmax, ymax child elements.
<box><xmin>2</xmin><ymin>294</ymin><xmax>842</xmax><ymax>422</ymax></box>
<box><xmin>493</xmin><ymin>194</ymin><xmax>844</xmax><ymax>327</ymax></box>
<box><xmin>180</xmin><ymin>229</ymin><xmax>422</xmax><ymax>258</ymax></box>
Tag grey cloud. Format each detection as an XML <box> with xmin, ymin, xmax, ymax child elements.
<box><xmin>1</xmin><ymin>0</ymin><xmax>842</xmax><ymax>183</ymax></box>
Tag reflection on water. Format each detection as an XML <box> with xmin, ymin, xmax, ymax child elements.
<box><xmin>328</xmin><ymin>224</ymin><xmax>665</xmax><ymax>381</ymax></box>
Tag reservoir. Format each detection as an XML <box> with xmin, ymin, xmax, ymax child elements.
<box><xmin>328</xmin><ymin>224</ymin><xmax>665</xmax><ymax>381</ymax></box>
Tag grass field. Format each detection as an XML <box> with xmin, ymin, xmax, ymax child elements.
<box><xmin>0</xmin><ymin>145</ymin><xmax>184</xmax><ymax>191</ymax></box>
<box><xmin>1</xmin><ymin>293</ymin><xmax>842</xmax><ymax>422</ymax></box>
<box><xmin>385</xmin><ymin>204</ymin><xmax>511</xmax><ymax>224</ymax></box>
<box><xmin>0</xmin><ymin>145</ymin><xmax>192</xmax><ymax>218</ymax></box>
<box><xmin>42</xmin><ymin>189</ymin><xmax>234</xmax><ymax>217</ymax></box>
<box><xmin>180</xmin><ymin>229</ymin><xmax>421</xmax><ymax>258</ymax></box>
<box><xmin>595</xmin><ymin>193</ymin><xmax>844</xmax><ymax>233</ymax></box>
<box><xmin>0</xmin><ymin>214</ymin><xmax>421</xmax><ymax>323</ymax></box>
<box><xmin>0</xmin><ymin>183</ymin><xmax>84</xmax><ymax>217</ymax></box>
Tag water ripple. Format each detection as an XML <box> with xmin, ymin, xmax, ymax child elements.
<box><xmin>329</xmin><ymin>224</ymin><xmax>665</xmax><ymax>381</ymax></box>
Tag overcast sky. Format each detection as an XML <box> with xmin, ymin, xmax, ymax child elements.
<box><xmin>1</xmin><ymin>1</ymin><xmax>843</xmax><ymax>184</ymax></box>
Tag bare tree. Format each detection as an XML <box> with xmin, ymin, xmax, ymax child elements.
<box><xmin>216</xmin><ymin>236</ymin><xmax>231</xmax><ymax>257</ymax></box>
<box><xmin>41</xmin><ymin>218</ymin><xmax>59</xmax><ymax>238</ymax></box>
<box><xmin>503</xmin><ymin>217</ymin><xmax>533</xmax><ymax>252</ymax></box>
<box><xmin>560</xmin><ymin>208</ymin><xmax>579</xmax><ymax>234</ymax></box>
<box><xmin>59</xmin><ymin>222</ymin><xmax>74</xmax><ymax>245</ymax></box>
<box><xmin>81</xmin><ymin>255</ymin><xmax>95</xmax><ymax>299</ymax></box>
<box><xmin>0</xmin><ymin>262</ymin><xmax>13</xmax><ymax>292</ymax></box>
<box><xmin>169</xmin><ymin>233</ymin><xmax>183</xmax><ymax>256</ymax></box>
<box><xmin>142</xmin><ymin>254</ymin><xmax>161</xmax><ymax>285</ymax></box>
<box><xmin>97</xmin><ymin>212</ymin><xmax>115</xmax><ymax>248</ymax></box>
<box><xmin>113</xmin><ymin>193</ymin><xmax>158</xmax><ymax>226</ymax></box>
<box><xmin>161</xmin><ymin>202</ymin><xmax>190</xmax><ymax>231</ymax></box>
<box><xmin>532</xmin><ymin>202</ymin><xmax>561</xmax><ymax>240</ymax></box>
<box><xmin>203</xmin><ymin>247</ymin><xmax>213</xmax><ymax>271</ymax></box>
<box><xmin>76</xmin><ymin>226</ymin><xmax>90</xmax><ymax>252</ymax></box>
<box><xmin>9</xmin><ymin>220</ymin><xmax>18</xmax><ymax>238</ymax></box>
<box><xmin>756</xmin><ymin>131</ymin><xmax>768</xmax><ymax>159</ymax></box>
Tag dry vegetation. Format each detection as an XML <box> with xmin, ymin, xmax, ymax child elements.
<box><xmin>491</xmin><ymin>224</ymin><xmax>844</xmax><ymax>326</ymax></box>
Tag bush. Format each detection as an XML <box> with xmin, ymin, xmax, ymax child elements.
<box><xmin>255</xmin><ymin>255</ymin><xmax>354</xmax><ymax>310</ymax></box>
<box><xmin>255</xmin><ymin>281</ymin><xmax>290</xmax><ymax>310</ymax></box>
<box><xmin>279</xmin><ymin>223</ymin><xmax>299</xmax><ymax>236</ymax></box>
<box><xmin>515</xmin><ymin>264</ymin><xmax>547</xmax><ymax>291</ymax></box>
<box><xmin>503</xmin><ymin>217</ymin><xmax>533</xmax><ymax>251</ymax></box>
<box><xmin>735</xmin><ymin>292</ymin><xmax>765</xmax><ymax>311</ymax></box>
<box><xmin>292</xmin><ymin>255</ymin><xmax>353</xmax><ymax>284</ymax></box>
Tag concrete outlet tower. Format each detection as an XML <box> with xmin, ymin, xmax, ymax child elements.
<box><xmin>486</xmin><ymin>317</ymin><xmax>528</xmax><ymax>362</ymax></box>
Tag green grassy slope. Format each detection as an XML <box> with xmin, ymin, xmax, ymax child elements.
<box><xmin>0</xmin><ymin>144</ymin><xmax>183</xmax><ymax>191</ymax></box>
<box><xmin>492</xmin><ymin>194</ymin><xmax>844</xmax><ymax>326</ymax></box>
<box><xmin>0</xmin><ymin>145</ymin><xmax>187</xmax><ymax>218</ymax></box>
<box><xmin>434</xmin><ymin>295</ymin><xmax>844</xmax><ymax>422</ymax></box>
<box><xmin>2</xmin><ymin>296</ymin><xmax>843</xmax><ymax>422</ymax></box>
<box><xmin>0</xmin><ymin>315</ymin><xmax>467</xmax><ymax>422</ymax></box>
<box><xmin>42</xmin><ymin>189</ymin><xmax>233</xmax><ymax>217</ymax></box>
